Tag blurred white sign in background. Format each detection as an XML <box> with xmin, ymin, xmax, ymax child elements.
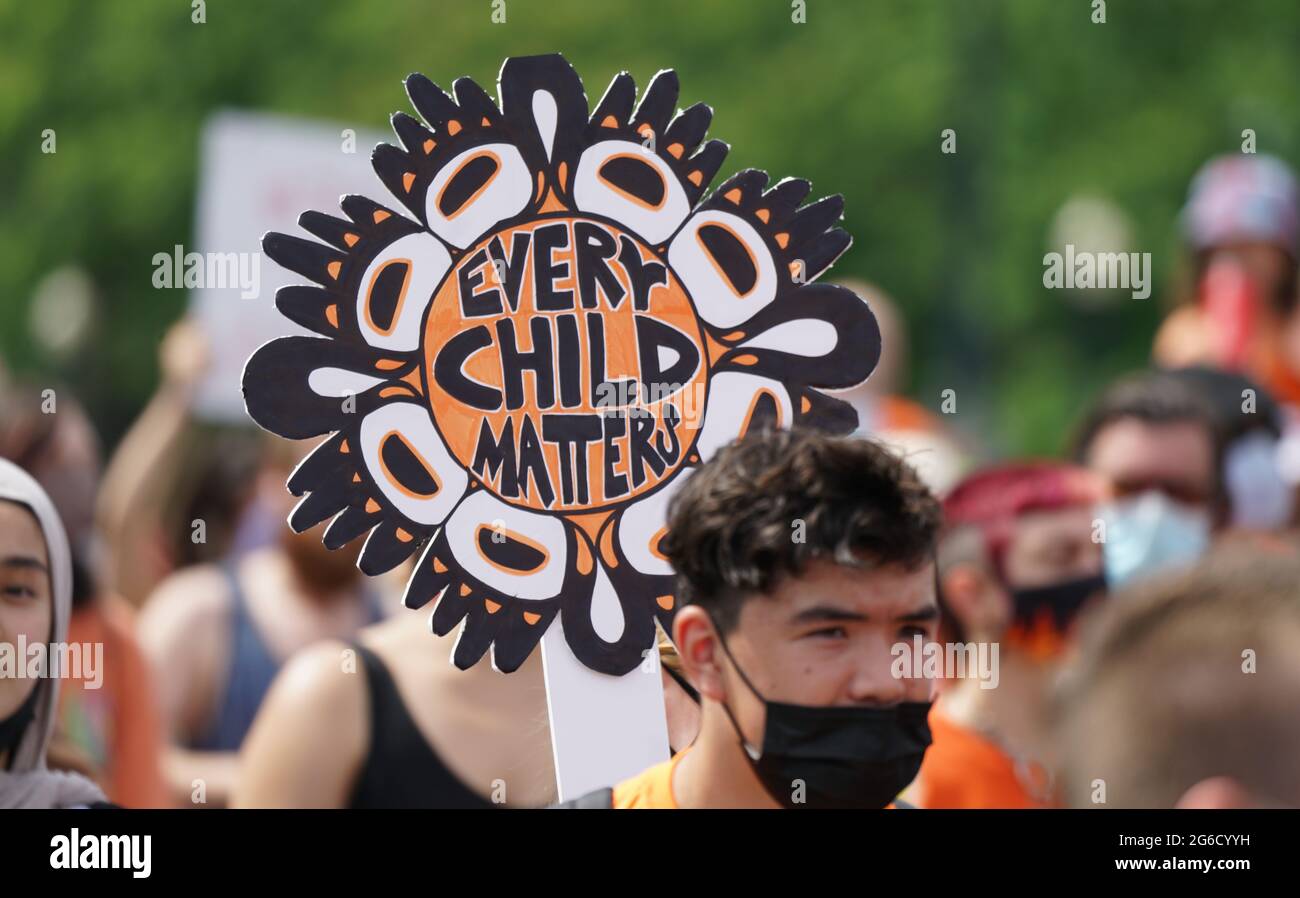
<box><xmin>189</xmin><ymin>110</ymin><xmax>386</xmax><ymax>422</ymax></box>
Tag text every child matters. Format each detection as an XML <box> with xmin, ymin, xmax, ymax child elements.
<box><xmin>425</xmin><ymin>215</ymin><xmax>707</xmax><ymax>513</ymax></box>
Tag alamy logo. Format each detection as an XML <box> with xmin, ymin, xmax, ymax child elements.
<box><xmin>151</xmin><ymin>244</ymin><xmax>261</xmax><ymax>299</ymax></box>
<box><xmin>1043</xmin><ymin>243</ymin><xmax>1151</xmax><ymax>299</ymax></box>
<box><xmin>890</xmin><ymin>635</ymin><xmax>1000</xmax><ymax>689</ymax></box>
<box><xmin>49</xmin><ymin>829</ymin><xmax>151</xmax><ymax>879</ymax></box>
<box><xmin>0</xmin><ymin>638</ymin><xmax>103</xmax><ymax>689</ymax></box>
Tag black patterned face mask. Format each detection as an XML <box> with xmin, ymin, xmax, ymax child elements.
<box><xmin>714</xmin><ymin>631</ymin><xmax>932</xmax><ymax>809</ymax></box>
<box><xmin>1010</xmin><ymin>573</ymin><xmax>1107</xmax><ymax>631</ymax></box>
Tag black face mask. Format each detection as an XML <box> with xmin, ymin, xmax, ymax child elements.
<box><xmin>0</xmin><ymin>682</ymin><xmax>41</xmax><ymax>770</ymax></box>
<box><xmin>715</xmin><ymin>633</ymin><xmax>932</xmax><ymax>809</ymax></box>
<box><xmin>1010</xmin><ymin>573</ymin><xmax>1107</xmax><ymax>631</ymax></box>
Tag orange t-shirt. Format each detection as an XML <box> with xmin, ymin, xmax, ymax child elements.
<box><xmin>913</xmin><ymin>709</ymin><xmax>1048</xmax><ymax>809</ymax></box>
<box><xmin>612</xmin><ymin>752</ymin><xmax>685</xmax><ymax>808</ymax></box>
<box><xmin>611</xmin><ymin>749</ymin><xmax>906</xmax><ymax>808</ymax></box>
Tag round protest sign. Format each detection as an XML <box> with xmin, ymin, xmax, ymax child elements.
<box><xmin>244</xmin><ymin>53</ymin><xmax>880</xmax><ymax>679</ymax></box>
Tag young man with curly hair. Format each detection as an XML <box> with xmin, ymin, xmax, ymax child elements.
<box><xmin>562</xmin><ymin>427</ymin><xmax>943</xmax><ymax>809</ymax></box>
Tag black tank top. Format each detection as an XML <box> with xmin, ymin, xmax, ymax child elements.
<box><xmin>347</xmin><ymin>643</ymin><xmax>493</xmax><ymax>809</ymax></box>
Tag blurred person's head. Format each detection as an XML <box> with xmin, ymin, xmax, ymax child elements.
<box><xmin>0</xmin><ymin>474</ymin><xmax>55</xmax><ymax>768</ymax></box>
<box><xmin>663</xmin><ymin>428</ymin><xmax>941</xmax><ymax>808</ymax></box>
<box><xmin>939</xmin><ymin>463</ymin><xmax>1106</xmax><ymax>659</ymax></box>
<box><xmin>1073</xmin><ymin>369</ymin><xmax>1222</xmax><ymax>587</ymax></box>
<box><xmin>0</xmin><ymin>384</ymin><xmax>103</xmax><ymax>605</ymax></box>
<box><xmin>164</xmin><ymin>430</ymin><xmax>363</xmax><ymax>597</ymax></box>
<box><xmin>258</xmin><ymin>435</ymin><xmax>362</xmax><ymax>598</ymax></box>
<box><xmin>1165</xmin><ymin>365</ymin><xmax>1293</xmax><ymax>530</ymax></box>
<box><xmin>167</xmin><ymin>427</ymin><xmax>262</xmax><ymax>569</ymax></box>
<box><xmin>1183</xmin><ymin>154</ymin><xmax>1298</xmax><ymax>315</ymax></box>
<box><xmin>1055</xmin><ymin>550</ymin><xmax>1300</xmax><ymax>808</ymax></box>
<box><xmin>1163</xmin><ymin>156</ymin><xmax>1300</xmax><ymax>374</ymax></box>
<box><xmin>0</xmin><ymin>459</ymin><xmax>104</xmax><ymax>806</ymax></box>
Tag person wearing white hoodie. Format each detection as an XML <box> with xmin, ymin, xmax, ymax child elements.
<box><xmin>0</xmin><ymin>458</ymin><xmax>107</xmax><ymax>808</ymax></box>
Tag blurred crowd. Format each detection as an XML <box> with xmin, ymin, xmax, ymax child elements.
<box><xmin>3</xmin><ymin>151</ymin><xmax>1300</xmax><ymax>809</ymax></box>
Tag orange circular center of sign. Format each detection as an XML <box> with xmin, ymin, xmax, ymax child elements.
<box><xmin>425</xmin><ymin>215</ymin><xmax>707</xmax><ymax>513</ymax></box>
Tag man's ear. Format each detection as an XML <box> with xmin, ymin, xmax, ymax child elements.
<box><xmin>942</xmin><ymin>563</ymin><xmax>1011</xmax><ymax>639</ymax></box>
<box><xmin>673</xmin><ymin>606</ymin><xmax>727</xmax><ymax>702</ymax></box>
<box><xmin>1175</xmin><ymin>776</ymin><xmax>1255</xmax><ymax>809</ymax></box>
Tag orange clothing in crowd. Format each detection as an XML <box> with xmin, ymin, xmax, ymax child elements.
<box><xmin>1260</xmin><ymin>340</ymin><xmax>1300</xmax><ymax>408</ymax></box>
<box><xmin>874</xmin><ymin>396</ymin><xmax>940</xmax><ymax>432</ymax></box>
<box><xmin>913</xmin><ymin>709</ymin><xmax>1049</xmax><ymax>809</ymax></box>
<box><xmin>55</xmin><ymin>598</ymin><xmax>169</xmax><ymax>808</ymax></box>
<box><xmin>610</xmin><ymin>749</ymin><xmax>904</xmax><ymax>808</ymax></box>
<box><xmin>613</xmin><ymin>751</ymin><xmax>686</xmax><ymax>808</ymax></box>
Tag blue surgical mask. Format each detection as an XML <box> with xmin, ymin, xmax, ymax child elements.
<box><xmin>1099</xmin><ymin>491</ymin><xmax>1211</xmax><ymax>588</ymax></box>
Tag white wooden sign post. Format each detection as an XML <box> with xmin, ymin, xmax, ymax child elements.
<box><xmin>541</xmin><ymin>621</ymin><xmax>669</xmax><ymax>801</ymax></box>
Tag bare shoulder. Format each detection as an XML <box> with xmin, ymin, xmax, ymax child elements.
<box><xmin>139</xmin><ymin>563</ymin><xmax>231</xmax><ymax>624</ymax></box>
<box><xmin>271</xmin><ymin>640</ymin><xmax>369</xmax><ymax>717</ymax></box>
<box><xmin>136</xmin><ymin>563</ymin><xmax>233</xmax><ymax>649</ymax></box>
<box><xmin>136</xmin><ymin>564</ymin><xmax>237</xmax><ymax>733</ymax></box>
<box><xmin>235</xmin><ymin>640</ymin><xmax>369</xmax><ymax>808</ymax></box>
<box><xmin>249</xmin><ymin>641</ymin><xmax>369</xmax><ymax>765</ymax></box>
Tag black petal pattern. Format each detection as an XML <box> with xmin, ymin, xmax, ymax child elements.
<box><xmin>243</xmin><ymin>53</ymin><xmax>881</xmax><ymax>677</ymax></box>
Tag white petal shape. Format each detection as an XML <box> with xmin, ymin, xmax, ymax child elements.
<box><xmin>617</xmin><ymin>475</ymin><xmax>689</xmax><ymax>577</ymax></box>
<box><xmin>668</xmin><ymin>209</ymin><xmax>778</xmax><ymax>329</ymax></box>
<box><xmin>573</xmin><ymin>140</ymin><xmax>691</xmax><ymax>244</ymax></box>
<box><xmin>741</xmin><ymin>318</ymin><xmax>838</xmax><ymax>356</ymax></box>
<box><xmin>589</xmin><ymin>564</ymin><xmax>625</xmax><ymax>643</ymax></box>
<box><xmin>358</xmin><ymin>402</ymin><xmax>467</xmax><ymax>525</ymax></box>
<box><xmin>657</xmin><ymin>344</ymin><xmax>680</xmax><ymax>371</ymax></box>
<box><xmin>424</xmin><ymin>143</ymin><xmax>532</xmax><ymax>249</ymax></box>
<box><xmin>443</xmin><ymin>488</ymin><xmax>569</xmax><ymax>600</ymax></box>
<box><xmin>694</xmin><ymin>371</ymin><xmax>793</xmax><ymax>461</ymax></box>
<box><xmin>355</xmin><ymin>232</ymin><xmax>450</xmax><ymax>351</ymax></box>
<box><xmin>532</xmin><ymin>89</ymin><xmax>558</xmax><ymax>160</ymax></box>
<box><xmin>307</xmin><ymin>367</ymin><xmax>386</xmax><ymax>397</ymax></box>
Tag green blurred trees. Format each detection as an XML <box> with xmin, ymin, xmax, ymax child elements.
<box><xmin>2</xmin><ymin>0</ymin><xmax>1297</xmax><ymax>456</ymax></box>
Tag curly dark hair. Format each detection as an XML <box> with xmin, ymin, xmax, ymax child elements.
<box><xmin>661</xmin><ymin>428</ymin><xmax>942</xmax><ymax>634</ymax></box>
